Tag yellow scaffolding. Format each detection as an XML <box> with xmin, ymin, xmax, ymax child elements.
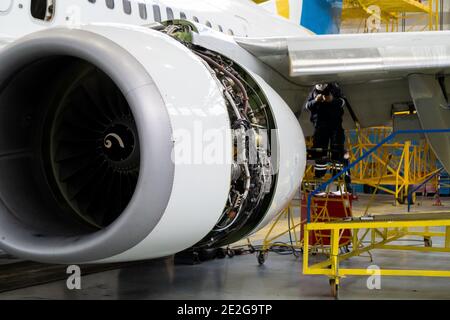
<box><xmin>347</xmin><ymin>127</ymin><xmax>440</xmax><ymax>204</ymax></box>
<box><xmin>342</xmin><ymin>0</ymin><xmax>439</xmax><ymax>32</ymax></box>
<box><xmin>257</xmin><ymin>204</ymin><xmax>303</xmax><ymax>264</ymax></box>
<box><xmin>257</xmin><ymin>176</ymin><xmax>352</xmax><ymax>264</ymax></box>
<box><xmin>257</xmin><ymin>126</ymin><xmax>450</xmax><ymax>298</ymax></box>
<box><xmin>303</xmin><ymin>213</ymin><xmax>450</xmax><ymax>298</ymax></box>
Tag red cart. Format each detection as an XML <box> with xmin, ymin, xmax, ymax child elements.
<box><xmin>301</xmin><ymin>193</ymin><xmax>354</xmax><ymax>247</ymax></box>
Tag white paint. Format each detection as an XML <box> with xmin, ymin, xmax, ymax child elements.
<box><xmin>245</xmin><ymin>71</ymin><xmax>305</xmax><ymax>233</ymax></box>
<box><xmin>0</xmin><ymin>0</ymin><xmax>311</xmax><ymax>38</ymax></box>
<box><xmin>76</xmin><ymin>25</ymin><xmax>232</xmax><ymax>262</ymax></box>
<box><xmin>255</xmin><ymin>0</ymin><xmax>303</xmax><ymax>26</ymax></box>
<box><xmin>88</xmin><ymin>25</ymin><xmax>304</xmax><ymax>262</ymax></box>
<box><xmin>0</xmin><ymin>0</ymin><xmax>12</xmax><ymax>13</ymax></box>
<box><xmin>0</xmin><ymin>0</ymin><xmax>308</xmax><ymax>264</ymax></box>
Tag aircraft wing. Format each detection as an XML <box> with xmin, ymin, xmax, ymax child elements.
<box><xmin>236</xmin><ymin>31</ymin><xmax>450</xmax><ymax>171</ymax></box>
<box><xmin>236</xmin><ymin>31</ymin><xmax>450</xmax><ymax>85</ymax></box>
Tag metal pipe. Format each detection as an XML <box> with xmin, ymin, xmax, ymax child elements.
<box><xmin>194</xmin><ymin>51</ymin><xmax>251</xmax><ymax>114</ymax></box>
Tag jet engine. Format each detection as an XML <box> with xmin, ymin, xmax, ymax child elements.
<box><xmin>0</xmin><ymin>23</ymin><xmax>305</xmax><ymax>264</ymax></box>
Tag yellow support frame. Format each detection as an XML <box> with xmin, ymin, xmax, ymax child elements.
<box><xmin>261</xmin><ymin>205</ymin><xmax>303</xmax><ymax>253</ymax></box>
<box><xmin>343</xmin><ymin>0</ymin><xmax>439</xmax><ymax>32</ymax></box>
<box><xmin>260</xmin><ymin>178</ymin><xmax>353</xmax><ymax>262</ymax></box>
<box><xmin>303</xmin><ymin>215</ymin><xmax>450</xmax><ymax>297</ymax></box>
<box><xmin>347</xmin><ymin>127</ymin><xmax>440</xmax><ymax>204</ymax></box>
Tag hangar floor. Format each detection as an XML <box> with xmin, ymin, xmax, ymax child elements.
<box><xmin>1</xmin><ymin>194</ymin><xmax>450</xmax><ymax>300</ymax></box>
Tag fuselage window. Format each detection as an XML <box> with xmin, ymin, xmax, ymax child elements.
<box><xmin>153</xmin><ymin>5</ymin><xmax>161</xmax><ymax>22</ymax></box>
<box><xmin>205</xmin><ymin>21</ymin><xmax>212</xmax><ymax>28</ymax></box>
<box><xmin>106</xmin><ymin>0</ymin><xmax>114</xmax><ymax>9</ymax></box>
<box><xmin>88</xmin><ymin>0</ymin><xmax>96</xmax><ymax>3</ymax></box>
<box><xmin>31</xmin><ymin>0</ymin><xmax>55</xmax><ymax>21</ymax></box>
<box><xmin>193</xmin><ymin>16</ymin><xmax>199</xmax><ymax>23</ymax></box>
<box><xmin>218</xmin><ymin>25</ymin><xmax>223</xmax><ymax>32</ymax></box>
<box><xmin>138</xmin><ymin>3</ymin><xmax>147</xmax><ymax>20</ymax></box>
<box><xmin>227</xmin><ymin>29</ymin><xmax>234</xmax><ymax>36</ymax></box>
<box><xmin>180</xmin><ymin>12</ymin><xmax>186</xmax><ymax>19</ymax></box>
<box><xmin>123</xmin><ymin>0</ymin><xmax>131</xmax><ymax>14</ymax></box>
<box><xmin>166</xmin><ymin>7</ymin><xmax>174</xmax><ymax>20</ymax></box>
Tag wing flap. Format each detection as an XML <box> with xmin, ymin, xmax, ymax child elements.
<box><xmin>237</xmin><ymin>31</ymin><xmax>450</xmax><ymax>85</ymax></box>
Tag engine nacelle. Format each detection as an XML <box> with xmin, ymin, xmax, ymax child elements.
<box><xmin>0</xmin><ymin>24</ymin><xmax>305</xmax><ymax>264</ymax></box>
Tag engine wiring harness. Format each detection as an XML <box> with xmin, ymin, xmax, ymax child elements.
<box><xmin>161</xmin><ymin>21</ymin><xmax>277</xmax><ymax>248</ymax></box>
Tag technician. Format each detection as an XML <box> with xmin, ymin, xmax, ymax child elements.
<box><xmin>305</xmin><ymin>83</ymin><xmax>346</xmax><ymax>178</ymax></box>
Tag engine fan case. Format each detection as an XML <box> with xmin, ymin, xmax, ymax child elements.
<box><xmin>0</xmin><ymin>25</ymin><xmax>231</xmax><ymax>263</ymax></box>
<box><xmin>0</xmin><ymin>24</ymin><xmax>305</xmax><ymax>264</ymax></box>
<box><xmin>101</xmin><ymin>47</ymin><xmax>305</xmax><ymax>263</ymax></box>
<box><xmin>85</xmin><ymin>25</ymin><xmax>234</xmax><ymax>262</ymax></box>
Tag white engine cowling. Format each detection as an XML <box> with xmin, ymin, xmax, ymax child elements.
<box><xmin>0</xmin><ymin>24</ymin><xmax>305</xmax><ymax>264</ymax></box>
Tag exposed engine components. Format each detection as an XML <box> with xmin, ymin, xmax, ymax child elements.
<box><xmin>161</xmin><ymin>21</ymin><xmax>277</xmax><ymax>248</ymax></box>
<box><xmin>0</xmin><ymin>24</ymin><xmax>304</xmax><ymax>264</ymax></box>
<box><xmin>194</xmin><ymin>49</ymin><xmax>276</xmax><ymax>246</ymax></box>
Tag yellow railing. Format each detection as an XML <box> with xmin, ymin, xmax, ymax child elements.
<box><xmin>255</xmin><ymin>125</ymin><xmax>450</xmax><ymax>298</ymax></box>
<box><xmin>303</xmin><ymin>214</ymin><xmax>450</xmax><ymax>298</ymax></box>
<box><xmin>347</xmin><ymin>127</ymin><xmax>440</xmax><ymax>204</ymax></box>
<box><xmin>342</xmin><ymin>0</ymin><xmax>439</xmax><ymax>32</ymax></box>
<box><xmin>257</xmin><ymin>176</ymin><xmax>353</xmax><ymax>264</ymax></box>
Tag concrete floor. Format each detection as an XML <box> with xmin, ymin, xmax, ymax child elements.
<box><xmin>1</xmin><ymin>194</ymin><xmax>450</xmax><ymax>300</ymax></box>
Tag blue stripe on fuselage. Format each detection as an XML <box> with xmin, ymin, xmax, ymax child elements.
<box><xmin>300</xmin><ymin>0</ymin><xmax>343</xmax><ymax>34</ymax></box>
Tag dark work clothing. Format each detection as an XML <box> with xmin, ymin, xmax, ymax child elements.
<box><xmin>312</xmin><ymin>126</ymin><xmax>345</xmax><ymax>161</ymax></box>
<box><xmin>305</xmin><ymin>84</ymin><xmax>346</xmax><ymax>178</ymax></box>
<box><xmin>312</xmin><ymin>127</ymin><xmax>345</xmax><ymax>178</ymax></box>
<box><xmin>305</xmin><ymin>94</ymin><xmax>345</xmax><ymax>129</ymax></box>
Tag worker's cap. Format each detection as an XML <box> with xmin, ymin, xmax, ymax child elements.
<box><xmin>315</xmin><ymin>83</ymin><xmax>333</xmax><ymax>95</ymax></box>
